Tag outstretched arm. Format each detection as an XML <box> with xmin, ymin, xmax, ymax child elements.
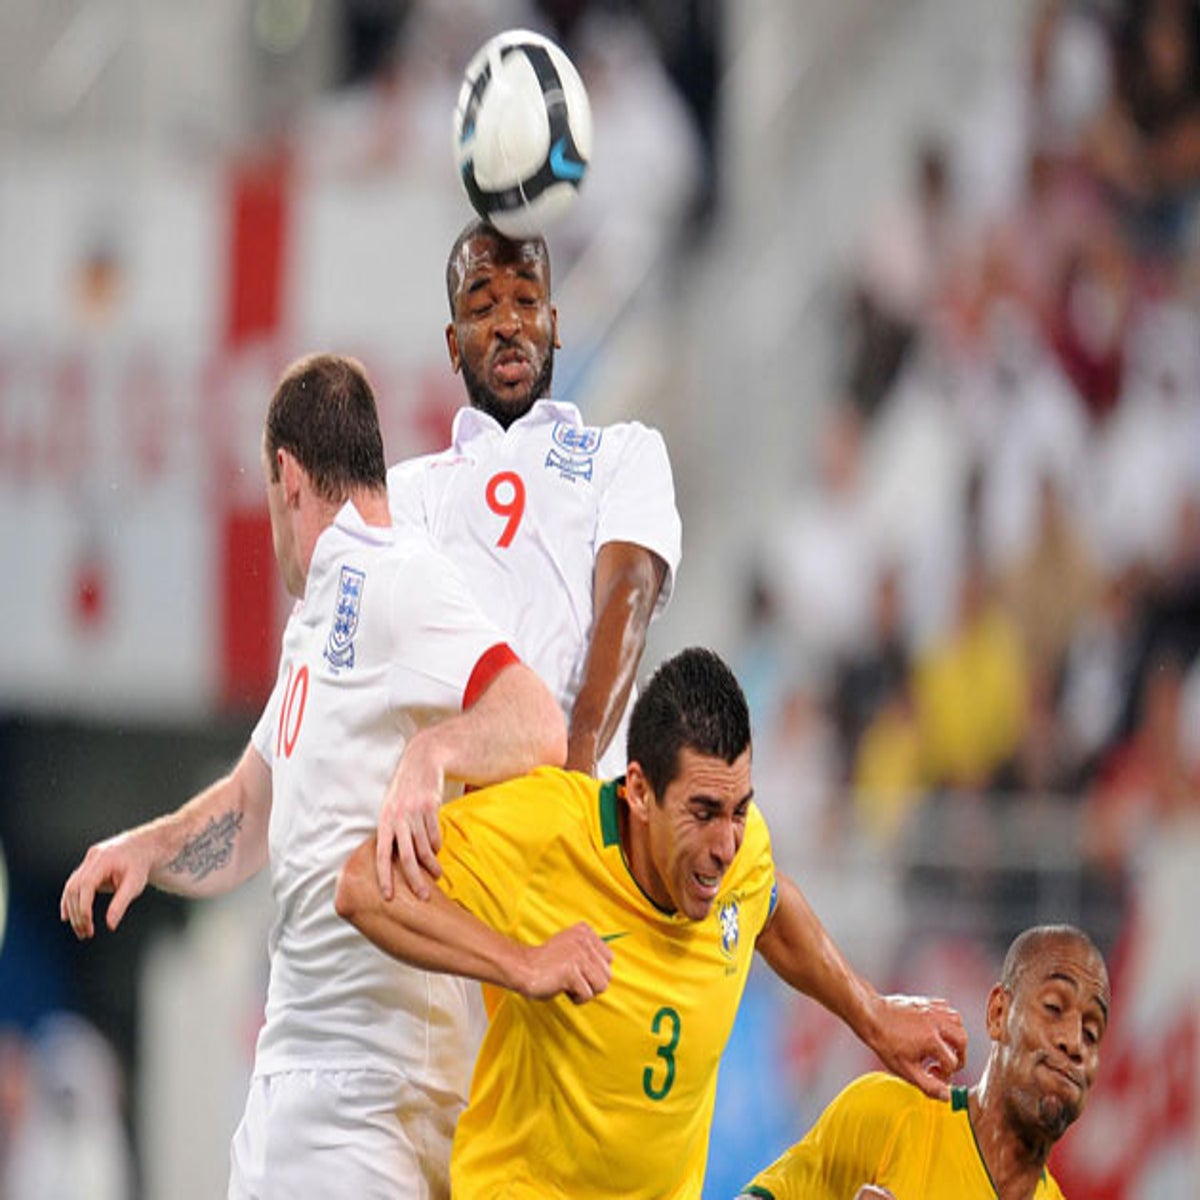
<box><xmin>566</xmin><ymin>541</ymin><xmax>667</xmax><ymax>775</ymax></box>
<box><xmin>61</xmin><ymin>743</ymin><xmax>272</xmax><ymax>938</ymax></box>
<box><xmin>338</xmin><ymin>835</ymin><xmax>611</xmax><ymax>1003</ymax></box>
<box><xmin>376</xmin><ymin>659</ymin><xmax>567</xmax><ymax>899</ymax></box>
<box><xmin>756</xmin><ymin>874</ymin><xmax>967</xmax><ymax>1100</ymax></box>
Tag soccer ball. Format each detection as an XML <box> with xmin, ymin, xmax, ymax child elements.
<box><xmin>452</xmin><ymin>29</ymin><xmax>593</xmax><ymax>239</ymax></box>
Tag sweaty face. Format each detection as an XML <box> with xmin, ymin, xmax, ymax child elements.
<box><xmin>993</xmin><ymin>936</ymin><xmax>1109</xmax><ymax>1140</ymax></box>
<box><xmin>636</xmin><ymin>747</ymin><xmax>753</xmax><ymax>922</ymax></box>
<box><xmin>448</xmin><ymin>235</ymin><xmax>557</xmax><ymax>429</ymax></box>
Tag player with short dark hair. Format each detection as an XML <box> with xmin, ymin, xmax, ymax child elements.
<box><xmin>61</xmin><ymin>352</ymin><xmax>566</xmax><ymax>1199</ymax></box>
<box><xmin>380</xmin><ymin>219</ymin><xmax>682</xmax><ymax>900</ymax></box>
<box><xmin>336</xmin><ymin>646</ymin><xmax>968</xmax><ymax>1199</ymax></box>
<box><xmin>265</xmin><ymin>352</ymin><xmax>387</xmax><ymax>500</ymax></box>
<box><xmin>739</xmin><ymin>924</ymin><xmax>1109</xmax><ymax>1200</ymax></box>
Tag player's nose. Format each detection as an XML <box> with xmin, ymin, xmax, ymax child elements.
<box><xmin>492</xmin><ymin>297</ymin><xmax>521</xmax><ymax>336</ymax></box>
<box><xmin>708</xmin><ymin>818</ymin><xmax>738</xmax><ymax>869</ymax></box>
<box><xmin>1057</xmin><ymin>1012</ymin><xmax>1084</xmax><ymax>1061</ymax></box>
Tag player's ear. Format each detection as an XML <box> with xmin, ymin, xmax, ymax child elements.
<box><xmin>279</xmin><ymin>450</ymin><xmax>304</xmax><ymax>508</ymax></box>
<box><xmin>985</xmin><ymin>982</ymin><xmax>1010</xmax><ymax>1040</ymax></box>
<box><xmin>446</xmin><ymin>323</ymin><xmax>461</xmax><ymax>373</ymax></box>
<box><xmin>624</xmin><ymin>762</ymin><xmax>653</xmax><ymax>823</ymax></box>
<box><xmin>551</xmin><ymin>306</ymin><xmax>561</xmax><ymax>349</ymax></box>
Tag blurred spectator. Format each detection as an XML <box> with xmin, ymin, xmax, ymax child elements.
<box><xmin>858</xmin><ymin>357</ymin><xmax>974</xmax><ymax>646</ymax></box>
<box><xmin>766</xmin><ymin>404</ymin><xmax>880</xmax><ymax>674</ymax></box>
<box><xmin>557</xmin><ymin>9</ymin><xmax>706</xmax><ymax>268</ymax></box>
<box><xmin>1025</xmin><ymin>0</ymin><xmax>1114</xmax><ymax>160</ymax></box>
<box><xmin>832</xmin><ymin>562</ymin><xmax>912</xmax><ymax>770</ymax></box>
<box><xmin>1000</xmin><ymin>470</ymin><xmax>1102</xmax><ymax>687</ymax></box>
<box><xmin>1006</xmin><ymin>662</ymin><xmax>1080</xmax><ymax>794</ymax></box>
<box><xmin>850</xmin><ymin>674</ymin><xmax>923</xmax><ymax>847</ymax></box>
<box><xmin>1084</xmin><ymin>650</ymin><xmax>1200</xmax><ymax>876</ymax></box>
<box><xmin>1059</xmin><ymin>563</ymin><xmax>1152</xmax><ymax>780</ymax></box>
<box><xmin>844</xmin><ymin>138</ymin><xmax>959</xmax><ymax>420</ymax></box>
<box><xmin>292</xmin><ymin>0</ymin><xmax>537</xmax><ymax>178</ymax></box>
<box><xmin>913</xmin><ymin>549</ymin><xmax>1031</xmax><ymax>791</ymax></box>
<box><xmin>732</xmin><ymin>564</ymin><xmax>797</xmax><ymax>740</ymax></box>
<box><xmin>0</xmin><ymin>1030</ymin><xmax>30</xmax><ymax>1182</ymax></box>
<box><xmin>959</xmin><ymin>300</ymin><xmax>1090</xmax><ymax>574</ymax></box>
<box><xmin>1086</xmin><ymin>296</ymin><xmax>1200</xmax><ymax>570</ymax></box>
<box><xmin>336</xmin><ymin>0</ymin><xmax>412</xmax><ymax>87</ymax></box>
<box><xmin>1084</xmin><ymin>0</ymin><xmax>1200</xmax><ymax>259</ymax></box>
<box><xmin>753</xmin><ymin>676</ymin><xmax>843</xmax><ymax>870</ymax></box>
<box><xmin>1140</xmin><ymin>487</ymin><xmax>1200</xmax><ymax>664</ymax></box>
<box><xmin>2</xmin><ymin>1013</ymin><xmax>133</xmax><ymax>1200</ymax></box>
<box><xmin>1046</xmin><ymin>222</ymin><xmax>1136</xmax><ymax>421</ymax></box>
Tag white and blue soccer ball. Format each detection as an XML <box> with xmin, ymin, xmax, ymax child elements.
<box><xmin>453</xmin><ymin>29</ymin><xmax>593</xmax><ymax>239</ymax></box>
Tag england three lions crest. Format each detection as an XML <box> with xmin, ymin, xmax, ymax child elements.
<box><xmin>551</xmin><ymin>421</ymin><xmax>602</xmax><ymax>455</ymax></box>
<box><xmin>718</xmin><ymin>898</ymin><xmax>740</xmax><ymax>958</ymax></box>
<box><xmin>547</xmin><ymin>421</ymin><xmax>601</xmax><ymax>482</ymax></box>
<box><xmin>325</xmin><ymin>566</ymin><xmax>365</xmax><ymax>671</ymax></box>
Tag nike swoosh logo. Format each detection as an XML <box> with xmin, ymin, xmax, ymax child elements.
<box><xmin>601</xmin><ymin>932</ymin><xmax>629</xmax><ymax>944</ymax></box>
<box><xmin>549</xmin><ymin>138</ymin><xmax>585</xmax><ymax>182</ymax></box>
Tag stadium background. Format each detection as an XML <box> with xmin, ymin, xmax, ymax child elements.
<box><xmin>0</xmin><ymin>0</ymin><xmax>1197</xmax><ymax>1196</ymax></box>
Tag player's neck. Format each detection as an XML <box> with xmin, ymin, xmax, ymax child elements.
<box><xmin>348</xmin><ymin>486</ymin><xmax>391</xmax><ymax>528</ymax></box>
<box><xmin>967</xmin><ymin>1086</ymin><xmax>1053</xmax><ymax>1200</ymax></box>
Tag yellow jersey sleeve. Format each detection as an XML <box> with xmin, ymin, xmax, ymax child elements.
<box><xmin>742</xmin><ymin>1074</ymin><xmax>925</xmax><ymax>1200</ymax></box>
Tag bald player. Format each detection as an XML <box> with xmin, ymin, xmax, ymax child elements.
<box><xmin>740</xmin><ymin>924</ymin><xmax>1110</xmax><ymax>1200</ymax></box>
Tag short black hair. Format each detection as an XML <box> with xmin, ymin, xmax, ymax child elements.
<box><xmin>627</xmin><ymin>647</ymin><xmax>752</xmax><ymax>799</ymax></box>
<box><xmin>265</xmin><ymin>353</ymin><xmax>386</xmax><ymax>503</ymax></box>
<box><xmin>445</xmin><ymin>218</ymin><xmax>550</xmax><ymax>317</ymax></box>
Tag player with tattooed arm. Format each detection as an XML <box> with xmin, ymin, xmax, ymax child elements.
<box><xmin>60</xmin><ymin>353</ymin><xmax>566</xmax><ymax>1200</ymax></box>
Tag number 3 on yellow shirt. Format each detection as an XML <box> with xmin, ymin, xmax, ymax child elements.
<box><xmin>643</xmin><ymin>1007</ymin><xmax>681</xmax><ymax>1100</ymax></box>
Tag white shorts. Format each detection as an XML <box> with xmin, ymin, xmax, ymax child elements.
<box><xmin>228</xmin><ymin>1069</ymin><xmax>462</xmax><ymax>1200</ymax></box>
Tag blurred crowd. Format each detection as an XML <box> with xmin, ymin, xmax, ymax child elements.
<box><xmin>286</xmin><ymin>0</ymin><xmax>713</xmax><ymax>258</ymax></box>
<box><xmin>744</xmin><ymin>0</ymin><xmax>1200</xmax><ymax>943</ymax></box>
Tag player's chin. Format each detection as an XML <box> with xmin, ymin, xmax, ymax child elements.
<box><xmin>485</xmin><ymin>387</ymin><xmax>536</xmax><ymax>424</ymax></box>
<box><xmin>1036</xmin><ymin>1093</ymin><xmax>1081</xmax><ymax>1139</ymax></box>
<box><xmin>680</xmin><ymin>874</ymin><xmax>722</xmax><ymax>920</ymax></box>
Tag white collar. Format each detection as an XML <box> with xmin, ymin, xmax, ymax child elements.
<box><xmin>450</xmin><ymin>399</ymin><xmax>584</xmax><ymax>448</ymax></box>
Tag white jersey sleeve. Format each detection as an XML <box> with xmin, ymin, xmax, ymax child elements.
<box><xmin>384</xmin><ymin>539</ymin><xmax>512</xmax><ymax>712</ymax></box>
<box><xmin>596</xmin><ymin>423</ymin><xmax>682</xmax><ymax>612</ymax></box>
<box><xmin>250</xmin><ymin>660</ymin><xmax>286</xmax><ymax>771</ymax></box>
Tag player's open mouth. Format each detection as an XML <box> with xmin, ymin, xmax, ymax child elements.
<box><xmin>692</xmin><ymin>871</ymin><xmax>721</xmax><ymax>899</ymax></box>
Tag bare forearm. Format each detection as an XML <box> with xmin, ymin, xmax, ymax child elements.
<box><xmin>336</xmin><ymin>838</ymin><xmax>526</xmax><ymax>989</ymax></box>
<box><xmin>148</xmin><ymin>792</ymin><xmax>261</xmax><ymax>895</ymax></box>
<box><xmin>567</xmin><ymin>542</ymin><xmax>665</xmax><ymax>773</ymax></box>
<box><xmin>62</xmin><ymin>743</ymin><xmax>271</xmax><ymax>939</ymax></box>
<box><xmin>756</xmin><ymin>874</ymin><xmax>881</xmax><ymax>1045</ymax></box>
<box><xmin>148</xmin><ymin>749</ymin><xmax>270</xmax><ymax>897</ymax></box>
<box><xmin>757</xmin><ymin>880</ymin><xmax>967</xmax><ymax>1099</ymax></box>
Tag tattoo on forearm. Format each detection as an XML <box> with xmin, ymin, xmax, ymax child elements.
<box><xmin>166</xmin><ymin>812</ymin><xmax>244</xmax><ymax>881</ymax></box>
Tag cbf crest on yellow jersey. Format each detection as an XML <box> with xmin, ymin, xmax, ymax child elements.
<box><xmin>740</xmin><ymin>1074</ymin><xmax>1067</xmax><ymax>1200</ymax></box>
<box><xmin>435</xmin><ymin>767</ymin><xmax>777</xmax><ymax>1200</ymax></box>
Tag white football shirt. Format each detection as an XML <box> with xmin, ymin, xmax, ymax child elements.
<box><xmin>388</xmin><ymin>400</ymin><xmax>682</xmax><ymax>778</ymax></box>
<box><xmin>249</xmin><ymin>501</ymin><xmax>510</xmax><ymax>1098</ymax></box>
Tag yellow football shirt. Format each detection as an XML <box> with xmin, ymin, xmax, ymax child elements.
<box><xmin>740</xmin><ymin>1073</ymin><xmax>1066</xmax><ymax>1200</ymax></box>
<box><xmin>436</xmin><ymin>767</ymin><xmax>777</xmax><ymax>1200</ymax></box>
